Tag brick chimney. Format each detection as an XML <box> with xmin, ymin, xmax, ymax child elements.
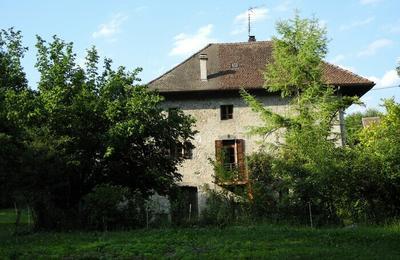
<box><xmin>248</xmin><ymin>35</ymin><xmax>256</xmax><ymax>42</ymax></box>
<box><xmin>199</xmin><ymin>53</ymin><xmax>208</xmax><ymax>81</ymax></box>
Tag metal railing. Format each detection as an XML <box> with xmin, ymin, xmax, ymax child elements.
<box><xmin>220</xmin><ymin>163</ymin><xmax>246</xmax><ymax>182</ymax></box>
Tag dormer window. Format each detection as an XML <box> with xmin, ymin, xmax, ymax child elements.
<box><xmin>220</xmin><ymin>105</ymin><xmax>233</xmax><ymax>120</ymax></box>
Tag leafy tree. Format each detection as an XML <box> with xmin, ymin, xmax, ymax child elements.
<box><xmin>345</xmin><ymin>108</ymin><xmax>382</xmax><ymax>146</ymax></box>
<box><xmin>342</xmin><ymin>99</ymin><xmax>400</xmax><ymax>221</ymax></box>
<box><xmin>28</xmin><ymin>36</ymin><xmax>196</xmax><ymax>229</ymax></box>
<box><xmin>0</xmin><ymin>28</ymin><xmax>34</xmax><ymax>209</ymax></box>
<box><xmin>241</xmin><ymin>13</ymin><xmax>358</xmax><ymax>224</ymax></box>
<box><xmin>1</xmin><ymin>32</ymin><xmax>196</xmax><ymax>229</ymax></box>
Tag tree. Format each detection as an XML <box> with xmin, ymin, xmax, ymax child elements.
<box><xmin>0</xmin><ymin>28</ymin><xmax>34</xmax><ymax>209</ymax></box>
<box><xmin>241</xmin><ymin>13</ymin><xmax>357</xmax><ymax>224</ymax></box>
<box><xmin>345</xmin><ymin>108</ymin><xmax>382</xmax><ymax>146</ymax></box>
<box><xmin>2</xmin><ymin>33</ymin><xmax>196</xmax><ymax>230</ymax></box>
<box><xmin>345</xmin><ymin>99</ymin><xmax>400</xmax><ymax>220</ymax></box>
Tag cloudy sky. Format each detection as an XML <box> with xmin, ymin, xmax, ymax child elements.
<box><xmin>1</xmin><ymin>0</ymin><xmax>399</xmax><ymax>114</ymax></box>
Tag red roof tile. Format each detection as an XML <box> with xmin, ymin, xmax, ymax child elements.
<box><xmin>148</xmin><ymin>41</ymin><xmax>374</xmax><ymax>95</ymax></box>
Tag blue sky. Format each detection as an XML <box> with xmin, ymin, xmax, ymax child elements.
<box><xmin>1</xmin><ymin>0</ymin><xmax>399</xmax><ymax>114</ymax></box>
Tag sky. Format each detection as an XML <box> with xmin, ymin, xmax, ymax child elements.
<box><xmin>1</xmin><ymin>0</ymin><xmax>399</xmax><ymax>114</ymax></box>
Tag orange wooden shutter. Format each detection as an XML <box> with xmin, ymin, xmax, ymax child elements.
<box><xmin>236</xmin><ymin>139</ymin><xmax>246</xmax><ymax>178</ymax></box>
<box><xmin>215</xmin><ymin>140</ymin><xmax>223</xmax><ymax>163</ymax></box>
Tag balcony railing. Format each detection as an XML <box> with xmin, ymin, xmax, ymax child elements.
<box><xmin>215</xmin><ymin>162</ymin><xmax>247</xmax><ymax>185</ymax></box>
<box><xmin>224</xmin><ymin>163</ymin><xmax>239</xmax><ymax>172</ymax></box>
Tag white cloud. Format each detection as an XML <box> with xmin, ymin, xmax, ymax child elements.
<box><xmin>367</xmin><ymin>70</ymin><xmax>400</xmax><ymax>89</ymax></box>
<box><xmin>92</xmin><ymin>13</ymin><xmax>128</xmax><ymax>40</ymax></box>
<box><xmin>383</xmin><ymin>20</ymin><xmax>400</xmax><ymax>34</ymax></box>
<box><xmin>231</xmin><ymin>7</ymin><xmax>269</xmax><ymax>35</ymax></box>
<box><xmin>329</xmin><ymin>55</ymin><xmax>357</xmax><ymax>72</ymax></box>
<box><xmin>274</xmin><ymin>1</ymin><xmax>291</xmax><ymax>12</ymax></box>
<box><xmin>357</xmin><ymin>38</ymin><xmax>393</xmax><ymax>57</ymax></box>
<box><xmin>134</xmin><ymin>6</ymin><xmax>147</xmax><ymax>13</ymax></box>
<box><xmin>337</xmin><ymin>64</ymin><xmax>357</xmax><ymax>73</ymax></box>
<box><xmin>330</xmin><ymin>54</ymin><xmax>345</xmax><ymax>64</ymax></box>
<box><xmin>339</xmin><ymin>17</ymin><xmax>375</xmax><ymax>31</ymax></box>
<box><xmin>360</xmin><ymin>0</ymin><xmax>382</xmax><ymax>5</ymax></box>
<box><xmin>169</xmin><ymin>24</ymin><xmax>216</xmax><ymax>56</ymax></box>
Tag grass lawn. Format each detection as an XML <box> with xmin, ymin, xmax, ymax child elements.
<box><xmin>0</xmin><ymin>209</ymin><xmax>400</xmax><ymax>259</ymax></box>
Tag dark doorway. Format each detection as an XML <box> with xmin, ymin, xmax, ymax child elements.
<box><xmin>170</xmin><ymin>186</ymin><xmax>198</xmax><ymax>224</ymax></box>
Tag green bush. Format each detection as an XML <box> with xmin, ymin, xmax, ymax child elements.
<box><xmin>82</xmin><ymin>184</ymin><xmax>147</xmax><ymax>230</ymax></box>
<box><xmin>200</xmin><ymin>186</ymin><xmax>250</xmax><ymax>227</ymax></box>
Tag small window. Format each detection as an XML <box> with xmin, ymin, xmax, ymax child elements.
<box><xmin>220</xmin><ymin>105</ymin><xmax>233</xmax><ymax>120</ymax></box>
<box><xmin>169</xmin><ymin>141</ymin><xmax>193</xmax><ymax>160</ymax></box>
<box><xmin>169</xmin><ymin>142</ymin><xmax>183</xmax><ymax>159</ymax></box>
<box><xmin>183</xmin><ymin>141</ymin><xmax>193</xmax><ymax>159</ymax></box>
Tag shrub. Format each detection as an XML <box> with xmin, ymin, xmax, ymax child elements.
<box><xmin>200</xmin><ymin>186</ymin><xmax>250</xmax><ymax>227</ymax></box>
<box><xmin>82</xmin><ymin>184</ymin><xmax>147</xmax><ymax>230</ymax></box>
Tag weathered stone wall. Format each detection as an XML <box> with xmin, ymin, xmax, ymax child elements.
<box><xmin>162</xmin><ymin>93</ymin><xmax>344</xmax><ymax>214</ymax></box>
<box><xmin>163</xmin><ymin>94</ymin><xmax>290</xmax><ymax>212</ymax></box>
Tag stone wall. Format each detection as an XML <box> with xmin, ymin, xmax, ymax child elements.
<box><xmin>163</xmin><ymin>94</ymin><xmax>290</xmax><ymax>212</ymax></box>
<box><xmin>162</xmin><ymin>93</ymin><xmax>344</xmax><ymax>214</ymax></box>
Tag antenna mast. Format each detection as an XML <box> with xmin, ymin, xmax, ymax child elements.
<box><xmin>248</xmin><ymin>7</ymin><xmax>253</xmax><ymax>38</ymax></box>
<box><xmin>248</xmin><ymin>6</ymin><xmax>263</xmax><ymax>38</ymax></box>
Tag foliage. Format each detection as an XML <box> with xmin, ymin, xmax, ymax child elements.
<box><xmin>240</xmin><ymin>13</ymin><xmax>357</xmax><ymax>225</ymax></box>
<box><xmin>247</xmin><ymin>152</ymin><xmax>286</xmax><ymax>219</ymax></box>
<box><xmin>1</xmin><ymin>208</ymin><xmax>400</xmax><ymax>259</ymax></box>
<box><xmin>354</xmin><ymin>99</ymin><xmax>400</xmax><ymax>219</ymax></box>
<box><xmin>345</xmin><ymin>108</ymin><xmax>382</xmax><ymax>146</ymax></box>
<box><xmin>264</xmin><ymin>12</ymin><xmax>327</xmax><ymax>98</ymax></box>
<box><xmin>240</xmin><ymin>13</ymin><xmax>400</xmax><ymax>225</ymax></box>
<box><xmin>200</xmin><ymin>185</ymin><xmax>249</xmax><ymax>227</ymax></box>
<box><xmin>0</xmin><ymin>30</ymin><xmax>196</xmax><ymax>230</ymax></box>
<box><xmin>82</xmin><ymin>184</ymin><xmax>147</xmax><ymax>230</ymax></box>
<box><xmin>208</xmin><ymin>155</ymin><xmax>242</xmax><ymax>184</ymax></box>
<box><xmin>0</xmin><ymin>28</ymin><xmax>35</xmax><ymax>208</ymax></box>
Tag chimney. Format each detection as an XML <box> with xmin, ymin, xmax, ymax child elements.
<box><xmin>199</xmin><ymin>53</ymin><xmax>208</xmax><ymax>81</ymax></box>
<box><xmin>248</xmin><ymin>35</ymin><xmax>256</xmax><ymax>42</ymax></box>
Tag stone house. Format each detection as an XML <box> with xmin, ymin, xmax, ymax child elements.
<box><xmin>148</xmin><ymin>39</ymin><xmax>374</xmax><ymax>216</ymax></box>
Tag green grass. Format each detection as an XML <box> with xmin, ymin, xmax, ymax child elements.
<box><xmin>1</xmin><ymin>209</ymin><xmax>400</xmax><ymax>259</ymax></box>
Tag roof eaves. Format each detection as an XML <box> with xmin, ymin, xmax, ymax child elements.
<box><xmin>323</xmin><ymin>61</ymin><xmax>375</xmax><ymax>85</ymax></box>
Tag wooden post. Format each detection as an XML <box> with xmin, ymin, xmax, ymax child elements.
<box><xmin>27</xmin><ymin>206</ymin><xmax>31</xmax><ymax>227</ymax></box>
<box><xmin>188</xmin><ymin>203</ymin><xmax>192</xmax><ymax>222</ymax></box>
<box><xmin>308</xmin><ymin>201</ymin><xmax>313</xmax><ymax>228</ymax></box>
<box><xmin>146</xmin><ymin>206</ymin><xmax>149</xmax><ymax>229</ymax></box>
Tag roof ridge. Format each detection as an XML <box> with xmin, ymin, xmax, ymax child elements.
<box><xmin>211</xmin><ymin>40</ymin><xmax>272</xmax><ymax>46</ymax></box>
<box><xmin>323</xmin><ymin>61</ymin><xmax>374</xmax><ymax>84</ymax></box>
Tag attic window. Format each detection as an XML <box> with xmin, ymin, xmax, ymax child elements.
<box><xmin>220</xmin><ymin>105</ymin><xmax>233</xmax><ymax>120</ymax></box>
<box><xmin>231</xmin><ymin>63</ymin><xmax>239</xmax><ymax>69</ymax></box>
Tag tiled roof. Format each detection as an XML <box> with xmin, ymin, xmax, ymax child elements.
<box><xmin>148</xmin><ymin>41</ymin><xmax>374</xmax><ymax>95</ymax></box>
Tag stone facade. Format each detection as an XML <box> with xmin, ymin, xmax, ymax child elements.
<box><xmin>147</xmin><ymin>40</ymin><xmax>372</xmax><ymax>219</ymax></box>
<box><xmin>162</xmin><ymin>92</ymin><xmax>345</xmax><ymax>214</ymax></box>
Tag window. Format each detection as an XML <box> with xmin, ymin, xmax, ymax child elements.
<box><xmin>183</xmin><ymin>141</ymin><xmax>193</xmax><ymax>159</ymax></box>
<box><xmin>221</xmin><ymin>140</ymin><xmax>236</xmax><ymax>170</ymax></box>
<box><xmin>220</xmin><ymin>105</ymin><xmax>233</xmax><ymax>120</ymax></box>
<box><xmin>215</xmin><ymin>139</ymin><xmax>246</xmax><ymax>182</ymax></box>
<box><xmin>169</xmin><ymin>142</ymin><xmax>183</xmax><ymax>159</ymax></box>
<box><xmin>169</xmin><ymin>141</ymin><xmax>193</xmax><ymax>160</ymax></box>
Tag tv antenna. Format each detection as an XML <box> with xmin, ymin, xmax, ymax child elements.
<box><xmin>248</xmin><ymin>5</ymin><xmax>263</xmax><ymax>38</ymax></box>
